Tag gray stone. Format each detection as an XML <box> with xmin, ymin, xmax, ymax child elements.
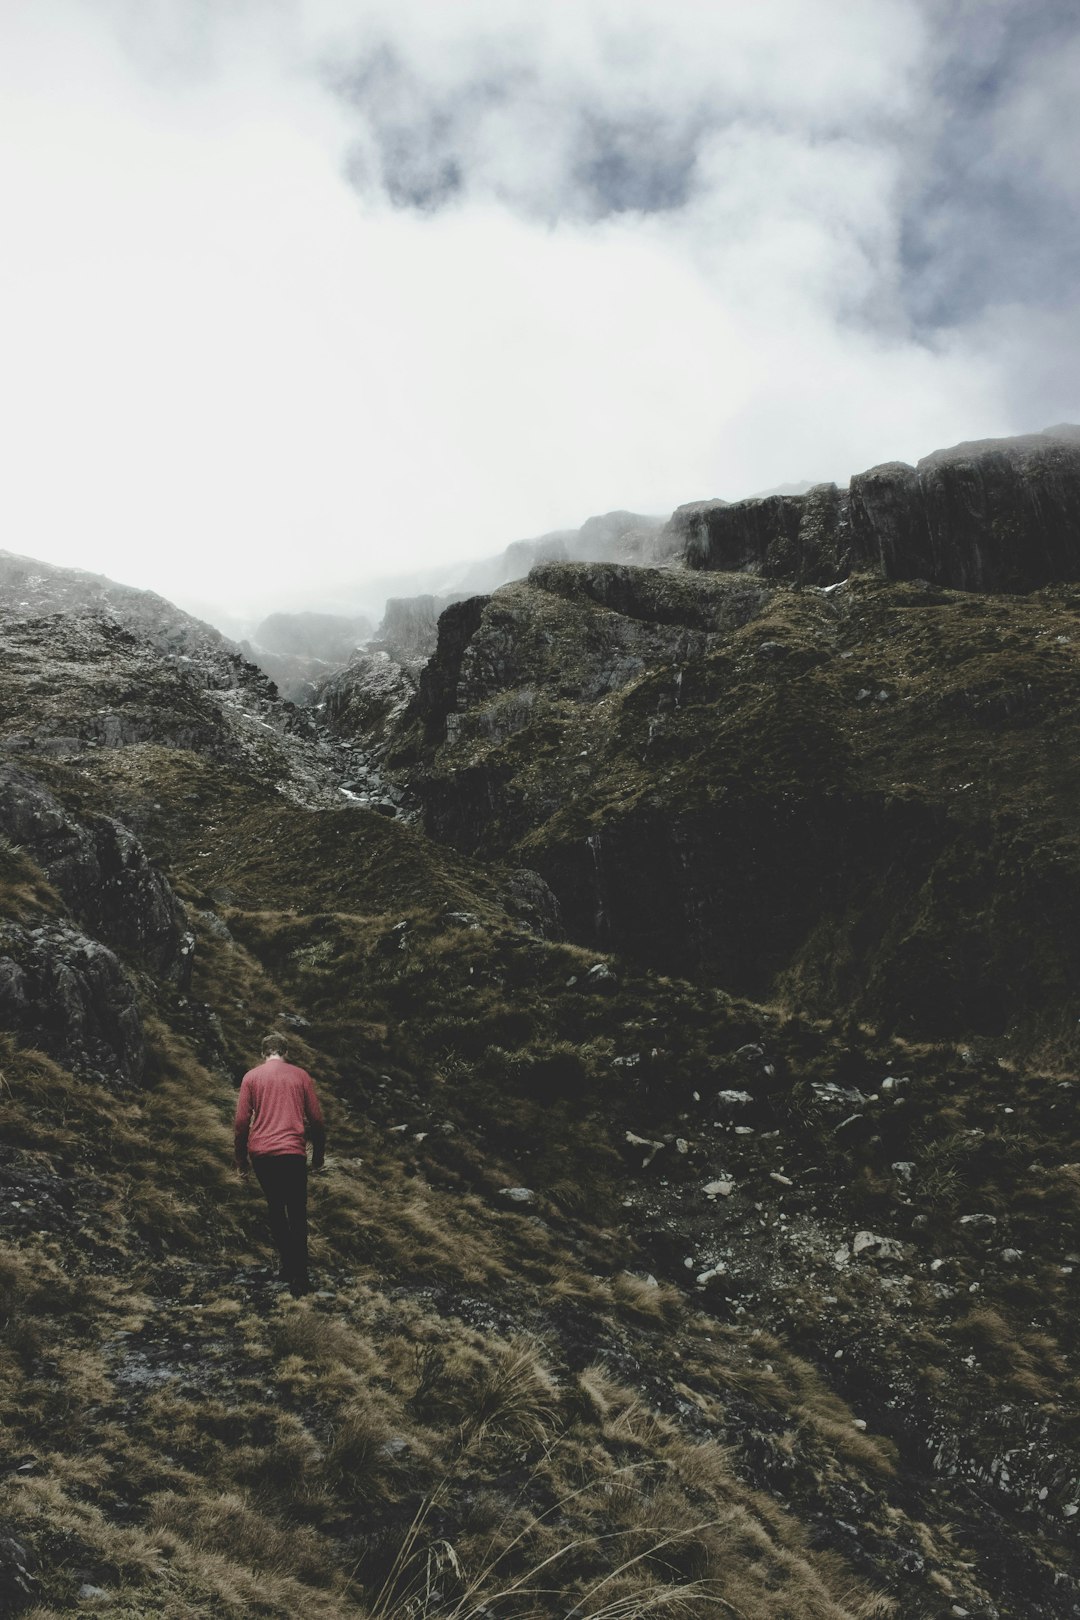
<box><xmin>0</xmin><ymin>764</ymin><xmax>191</xmax><ymax>983</ymax></box>
<box><xmin>674</xmin><ymin>426</ymin><xmax>1080</xmax><ymax>593</ymax></box>
<box><xmin>852</xmin><ymin>1230</ymin><xmax>905</xmax><ymax>1261</ymax></box>
<box><xmin>0</xmin><ymin>921</ymin><xmax>145</xmax><ymax>1084</ymax></box>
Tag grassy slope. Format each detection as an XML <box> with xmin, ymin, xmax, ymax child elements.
<box><xmin>1</xmin><ymin>597</ymin><xmax>1079</xmax><ymax>1617</ymax></box>
<box><xmin>405</xmin><ymin>572</ymin><xmax>1080</xmax><ymax>1054</ymax></box>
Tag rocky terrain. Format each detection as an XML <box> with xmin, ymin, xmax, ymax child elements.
<box><xmin>2</xmin><ymin>431</ymin><xmax>1080</xmax><ymax>1619</ymax></box>
<box><xmin>244</xmin><ymin>511</ymin><xmax>669</xmax><ymax>725</ymax></box>
<box><xmin>667</xmin><ymin>426</ymin><xmax>1080</xmax><ymax>592</ymax></box>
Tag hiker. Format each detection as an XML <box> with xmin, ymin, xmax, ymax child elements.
<box><xmin>234</xmin><ymin>1032</ymin><xmax>326</xmax><ymax>1297</ymax></box>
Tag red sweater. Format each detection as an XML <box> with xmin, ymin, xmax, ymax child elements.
<box><xmin>234</xmin><ymin>1058</ymin><xmax>326</xmax><ymax>1166</ymax></box>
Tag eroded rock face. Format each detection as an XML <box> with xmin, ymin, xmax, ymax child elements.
<box><xmin>319</xmin><ymin>650</ymin><xmax>416</xmax><ymax>749</ymax></box>
<box><xmin>0</xmin><ymin>549</ymin><xmax>238</xmax><ymax>665</ymax></box>
<box><xmin>416</xmin><ymin>565</ymin><xmax>773</xmax><ymax>752</ymax></box>
<box><xmin>373</xmin><ymin>594</ymin><xmax>467</xmax><ymax>668</ymax></box>
<box><xmin>0</xmin><ymin>922</ymin><xmax>145</xmax><ymax>1084</ymax></box>
<box><xmin>0</xmin><ymin>764</ymin><xmax>192</xmax><ymax>983</ymax></box>
<box><xmin>0</xmin><ymin>580</ymin><xmax>355</xmax><ymax>811</ymax></box>
<box><xmin>396</xmin><ymin>557</ymin><xmax>1080</xmax><ymax>1038</ymax></box>
<box><xmin>674</xmin><ymin>426</ymin><xmax>1080</xmax><ymax>592</ymax></box>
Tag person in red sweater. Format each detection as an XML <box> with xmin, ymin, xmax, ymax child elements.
<box><xmin>234</xmin><ymin>1032</ymin><xmax>326</xmax><ymax>1297</ymax></box>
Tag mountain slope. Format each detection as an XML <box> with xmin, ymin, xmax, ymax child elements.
<box><xmin>388</xmin><ymin>547</ymin><xmax>1080</xmax><ymax>1049</ymax></box>
<box><xmin>3</xmin><ymin>448</ymin><xmax>1080</xmax><ymax>1620</ymax></box>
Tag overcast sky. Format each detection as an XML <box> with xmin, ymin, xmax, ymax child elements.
<box><xmin>2</xmin><ymin>0</ymin><xmax>1078</xmax><ymax>626</ymax></box>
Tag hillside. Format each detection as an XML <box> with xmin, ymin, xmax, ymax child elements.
<box><xmin>2</xmin><ymin>432</ymin><xmax>1080</xmax><ymax>1618</ymax></box>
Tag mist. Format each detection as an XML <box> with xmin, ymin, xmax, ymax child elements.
<box><xmin>1</xmin><ymin>0</ymin><xmax>1077</xmax><ymax>631</ymax></box>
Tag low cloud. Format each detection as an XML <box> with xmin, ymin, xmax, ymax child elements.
<box><xmin>0</xmin><ymin>1</ymin><xmax>1074</xmax><ymax>623</ymax></box>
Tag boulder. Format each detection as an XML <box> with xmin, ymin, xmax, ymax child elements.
<box><xmin>0</xmin><ymin>922</ymin><xmax>145</xmax><ymax>1084</ymax></box>
<box><xmin>0</xmin><ymin>764</ymin><xmax>192</xmax><ymax>984</ymax></box>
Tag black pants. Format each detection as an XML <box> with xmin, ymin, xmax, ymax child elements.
<box><xmin>252</xmin><ymin>1154</ymin><xmax>309</xmax><ymax>1283</ymax></box>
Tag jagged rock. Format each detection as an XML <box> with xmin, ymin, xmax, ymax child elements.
<box><xmin>0</xmin><ymin>921</ymin><xmax>145</xmax><ymax>1083</ymax></box>
<box><xmin>670</xmin><ymin>482</ymin><xmax>848</xmax><ymax>584</ymax></box>
<box><xmin>0</xmin><ymin>568</ymin><xmax>352</xmax><ymax>810</ymax></box>
<box><xmin>0</xmin><ymin>1535</ymin><xmax>36</xmax><ymax>1616</ymax></box>
<box><xmin>372</xmin><ymin>594</ymin><xmax>469</xmax><ymax>669</ymax></box>
<box><xmin>414</xmin><ymin>566</ymin><xmax>772</xmax><ymax>758</ymax></box>
<box><xmin>501</xmin><ymin>868</ymin><xmax>563</xmax><ymax>938</ymax></box>
<box><xmin>625</xmin><ymin>1131</ymin><xmax>665</xmax><ymax>1169</ymax></box>
<box><xmin>316</xmin><ymin>649</ymin><xmax>418</xmax><ymax>763</ymax></box>
<box><xmin>852</xmin><ymin>1231</ymin><xmax>905</xmax><ymax>1260</ymax></box>
<box><xmin>675</xmin><ymin>426</ymin><xmax>1080</xmax><ymax>593</ymax></box>
<box><xmin>0</xmin><ymin>764</ymin><xmax>192</xmax><ymax>983</ymax></box>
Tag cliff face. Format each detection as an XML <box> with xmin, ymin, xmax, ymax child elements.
<box><xmin>391</xmin><ymin>553</ymin><xmax>1080</xmax><ymax>1044</ymax></box>
<box><xmin>673</xmin><ymin>425</ymin><xmax>1080</xmax><ymax>591</ymax></box>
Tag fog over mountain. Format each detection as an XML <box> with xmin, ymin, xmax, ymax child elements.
<box><xmin>2</xmin><ymin>1</ymin><xmax>1078</xmax><ymax>626</ymax></box>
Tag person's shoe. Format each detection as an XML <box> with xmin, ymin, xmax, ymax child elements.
<box><xmin>289</xmin><ymin>1276</ymin><xmax>313</xmax><ymax>1298</ymax></box>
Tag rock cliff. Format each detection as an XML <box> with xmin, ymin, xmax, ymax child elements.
<box><xmin>672</xmin><ymin>424</ymin><xmax>1080</xmax><ymax>591</ymax></box>
<box><xmin>389</xmin><ymin>552</ymin><xmax>1080</xmax><ymax>1046</ymax></box>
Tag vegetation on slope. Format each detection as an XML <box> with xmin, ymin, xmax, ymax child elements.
<box><xmin>2</xmin><ymin>569</ymin><xmax>1079</xmax><ymax>1618</ymax></box>
<box><xmin>396</xmin><ymin>569</ymin><xmax>1080</xmax><ymax>1053</ymax></box>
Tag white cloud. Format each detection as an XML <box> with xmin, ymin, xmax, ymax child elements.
<box><xmin>0</xmin><ymin>0</ymin><xmax>1063</xmax><ymax>625</ymax></box>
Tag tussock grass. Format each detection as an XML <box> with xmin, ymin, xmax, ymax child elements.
<box><xmin>4</xmin><ymin>644</ymin><xmax>1079</xmax><ymax>1618</ymax></box>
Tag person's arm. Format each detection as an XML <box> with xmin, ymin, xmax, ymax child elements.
<box><xmin>234</xmin><ymin>1075</ymin><xmax>253</xmax><ymax>1176</ymax></box>
<box><xmin>303</xmin><ymin>1074</ymin><xmax>326</xmax><ymax>1170</ymax></box>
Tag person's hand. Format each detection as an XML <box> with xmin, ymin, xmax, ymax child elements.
<box><xmin>311</xmin><ymin>1159</ymin><xmax>325</xmax><ymax>1175</ymax></box>
<box><xmin>236</xmin><ymin>1163</ymin><xmax>250</xmax><ymax>1182</ymax></box>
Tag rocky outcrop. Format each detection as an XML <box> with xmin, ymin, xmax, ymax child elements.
<box><xmin>313</xmin><ymin>650</ymin><xmax>417</xmax><ymax>812</ymax></box>
<box><xmin>0</xmin><ymin>764</ymin><xmax>192</xmax><ymax>983</ymax></box>
<box><xmin>371</xmin><ymin>593</ymin><xmax>468</xmax><ymax>669</ymax></box>
<box><xmin>0</xmin><ymin>549</ymin><xmax>239</xmax><ymax>665</ymax></box>
<box><xmin>415</xmin><ymin>565</ymin><xmax>773</xmax><ymax>751</ymax></box>
<box><xmin>319</xmin><ymin>651</ymin><xmax>416</xmax><ymax>749</ymax></box>
<box><xmin>398</xmin><ymin>557</ymin><xmax>1080</xmax><ymax>1040</ymax></box>
<box><xmin>0</xmin><ymin>922</ymin><xmax>145</xmax><ymax>1084</ymax></box>
<box><xmin>0</xmin><ymin>572</ymin><xmax>356</xmax><ymax>811</ymax></box>
<box><xmin>674</xmin><ymin>426</ymin><xmax>1080</xmax><ymax>592</ymax></box>
<box><xmin>527</xmin><ymin>560</ymin><xmax>772</xmax><ymax>632</ymax></box>
<box><xmin>416</xmin><ymin>594</ymin><xmax>490</xmax><ymax>744</ymax></box>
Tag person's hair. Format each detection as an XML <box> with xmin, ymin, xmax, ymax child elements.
<box><xmin>261</xmin><ymin>1031</ymin><xmax>289</xmax><ymax>1060</ymax></box>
